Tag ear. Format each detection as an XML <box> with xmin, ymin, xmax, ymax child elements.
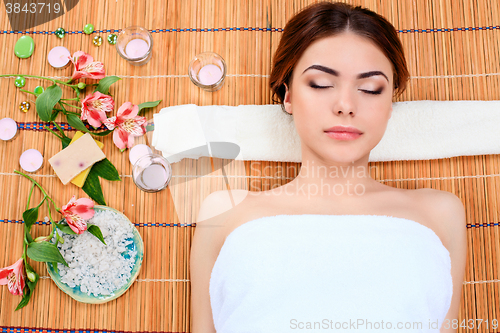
<box><xmin>283</xmin><ymin>83</ymin><xmax>292</xmax><ymax>115</ymax></box>
<box><xmin>388</xmin><ymin>104</ymin><xmax>393</xmax><ymax>119</ymax></box>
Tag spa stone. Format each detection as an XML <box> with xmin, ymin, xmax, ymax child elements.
<box><xmin>14</xmin><ymin>36</ymin><xmax>34</xmax><ymax>58</ymax></box>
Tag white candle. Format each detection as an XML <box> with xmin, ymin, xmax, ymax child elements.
<box><xmin>129</xmin><ymin>144</ymin><xmax>152</xmax><ymax>165</ymax></box>
<box><xmin>0</xmin><ymin>117</ymin><xmax>18</xmax><ymax>141</ymax></box>
<box><xmin>125</xmin><ymin>39</ymin><xmax>149</xmax><ymax>59</ymax></box>
<box><xmin>47</xmin><ymin>46</ymin><xmax>71</xmax><ymax>69</ymax></box>
<box><xmin>20</xmin><ymin>149</ymin><xmax>43</xmax><ymax>173</ymax></box>
<box><xmin>197</xmin><ymin>64</ymin><xmax>223</xmax><ymax>85</ymax></box>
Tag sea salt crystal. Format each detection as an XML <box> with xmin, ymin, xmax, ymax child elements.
<box><xmin>55</xmin><ymin>209</ymin><xmax>137</xmax><ymax>297</ymax></box>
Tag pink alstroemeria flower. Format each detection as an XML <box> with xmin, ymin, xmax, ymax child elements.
<box><xmin>70</xmin><ymin>51</ymin><xmax>105</xmax><ymax>81</ymax></box>
<box><xmin>0</xmin><ymin>258</ymin><xmax>26</xmax><ymax>296</ymax></box>
<box><xmin>60</xmin><ymin>196</ymin><xmax>95</xmax><ymax>235</ymax></box>
<box><xmin>81</xmin><ymin>91</ymin><xmax>115</xmax><ymax>128</ymax></box>
<box><xmin>103</xmin><ymin>102</ymin><xmax>147</xmax><ymax>150</ymax></box>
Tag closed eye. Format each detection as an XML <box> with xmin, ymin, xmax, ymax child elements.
<box><xmin>310</xmin><ymin>83</ymin><xmax>333</xmax><ymax>89</ymax></box>
<box><xmin>360</xmin><ymin>88</ymin><xmax>383</xmax><ymax>95</ymax></box>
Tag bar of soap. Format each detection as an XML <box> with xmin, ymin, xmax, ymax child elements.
<box><xmin>69</xmin><ymin>131</ymin><xmax>104</xmax><ymax>187</ymax></box>
<box><xmin>49</xmin><ymin>133</ymin><xmax>106</xmax><ymax>185</ymax></box>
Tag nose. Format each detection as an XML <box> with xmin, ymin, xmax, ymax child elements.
<box><xmin>334</xmin><ymin>88</ymin><xmax>356</xmax><ymax>116</ymax></box>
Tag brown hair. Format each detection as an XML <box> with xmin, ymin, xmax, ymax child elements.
<box><xmin>270</xmin><ymin>1</ymin><xmax>409</xmax><ymax>109</ymax></box>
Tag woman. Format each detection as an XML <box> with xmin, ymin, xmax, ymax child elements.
<box><xmin>191</xmin><ymin>2</ymin><xmax>466</xmax><ymax>332</ymax></box>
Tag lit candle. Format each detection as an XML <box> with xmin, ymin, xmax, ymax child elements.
<box><xmin>125</xmin><ymin>39</ymin><xmax>149</xmax><ymax>59</ymax></box>
<box><xmin>20</xmin><ymin>149</ymin><xmax>44</xmax><ymax>173</ymax></box>
<box><xmin>47</xmin><ymin>46</ymin><xmax>71</xmax><ymax>69</ymax></box>
<box><xmin>197</xmin><ymin>64</ymin><xmax>223</xmax><ymax>85</ymax></box>
<box><xmin>0</xmin><ymin>117</ymin><xmax>18</xmax><ymax>141</ymax></box>
<box><xmin>129</xmin><ymin>144</ymin><xmax>152</xmax><ymax>165</ymax></box>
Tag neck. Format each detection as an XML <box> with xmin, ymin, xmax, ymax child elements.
<box><xmin>290</xmin><ymin>153</ymin><xmax>380</xmax><ymax>199</ymax></box>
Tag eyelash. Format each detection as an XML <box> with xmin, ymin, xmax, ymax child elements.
<box><xmin>309</xmin><ymin>83</ymin><xmax>383</xmax><ymax>95</ymax></box>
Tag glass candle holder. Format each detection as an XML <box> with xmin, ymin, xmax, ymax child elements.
<box><xmin>188</xmin><ymin>52</ymin><xmax>227</xmax><ymax>91</ymax></box>
<box><xmin>132</xmin><ymin>154</ymin><xmax>172</xmax><ymax>193</ymax></box>
<box><xmin>116</xmin><ymin>26</ymin><xmax>153</xmax><ymax>66</ymax></box>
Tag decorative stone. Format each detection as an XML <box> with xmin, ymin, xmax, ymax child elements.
<box><xmin>34</xmin><ymin>86</ymin><xmax>44</xmax><ymax>95</ymax></box>
<box><xmin>19</xmin><ymin>101</ymin><xmax>31</xmax><ymax>113</ymax></box>
<box><xmin>84</xmin><ymin>24</ymin><xmax>94</xmax><ymax>34</ymax></box>
<box><xmin>107</xmin><ymin>33</ymin><xmax>117</xmax><ymax>45</ymax></box>
<box><xmin>14</xmin><ymin>36</ymin><xmax>35</xmax><ymax>58</ymax></box>
<box><xmin>92</xmin><ymin>35</ymin><xmax>102</xmax><ymax>46</ymax></box>
<box><xmin>55</xmin><ymin>27</ymin><xmax>66</xmax><ymax>38</ymax></box>
<box><xmin>14</xmin><ymin>76</ymin><xmax>26</xmax><ymax>88</ymax></box>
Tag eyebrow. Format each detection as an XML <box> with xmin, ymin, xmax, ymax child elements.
<box><xmin>302</xmin><ymin>65</ymin><xmax>389</xmax><ymax>82</ymax></box>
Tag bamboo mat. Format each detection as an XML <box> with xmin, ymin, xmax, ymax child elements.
<box><xmin>0</xmin><ymin>0</ymin><xmax>499</xmax><ymax>332</ymax></box>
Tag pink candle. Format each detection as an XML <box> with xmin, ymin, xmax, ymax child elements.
<box><xmin>125</xmin><ymin>39</ymin><xmax>149</xmax><ymax>58</ymax></box>
<box><xmin>129</xmin><ymin>144</ymin><xmax>152</xmax><ymax>165</ymax></box>
<box><xmin>139</xmin><ymin>164</ymin><xmax>169</xmax><ymax>189</ymax></box>
<box><xmin>0</xmin><ymin>117</ymin><xmax>18</xmax><ymax>141</ymax></box>
<box><xmin>47</xmin><ymin>46</ymin><xmax>71</xmax><ymax>69</ymax></box>
<box><xmin>20</xmin><ymin>149</ymin><xmax>43</xmax><ymax>173</ymax></box>
<box><xmin>198</xmin><ymin>64</ymin><xmax>223</xmax><ymax>85</ymax></box>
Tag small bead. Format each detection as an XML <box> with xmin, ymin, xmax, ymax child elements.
<box><xmin>19</xmin><ymin>101</ymin><xmax>31</xmax><ymax>113</ymax></box>
<box><xmin>14</xmin><ymin>76</ymin><xmax>26</xmax><ymax>88</ymax></box>
<box><xmin>107</xmin><ymin>33</ymin><xmax>117</xmax><ymax>45</ymax></box>
<box><xmin>55</xmin><ymin>27</ymin><xmax>66</xmax><ymax>38</ymax></box>
<box><xmin>92</xmin><ymin>35</ymin><xmax>103</xmax><ymax>46</ymax></box>
<box><xmin>83</xmin><ymin>24</ymin><xmax>94</xmax><ymax>34</ymax></box>
<box><xmin>34</xmin><ymin>86</ymin><xmax>44</xmax><ymax>96</ymax></box>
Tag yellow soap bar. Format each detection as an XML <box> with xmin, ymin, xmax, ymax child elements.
<box><xmin>49</xmin><ymin>133</ymin><xmax>106</xmax><ymax>185</ymax></box>
<box><xmin>70</xmin><ymin>131</ymin><xmax>104</xmax><ymax>187</ymax></box>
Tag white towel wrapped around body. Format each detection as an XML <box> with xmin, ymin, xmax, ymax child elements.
<box><xmin>152</xmin><ymin>101</ymin><xmax>500</xmax><ymax>163</ymax></box>
<box><xmin>209</xmin><ymin>214</ymin><xmax>453</xmax><ymax>332</ymax></box>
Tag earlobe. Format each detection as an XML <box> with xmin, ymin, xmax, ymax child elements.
<box><xmin>283</xmin><ymin>83</ymin><xmax>292</xmax><ymax>115</ymax></box>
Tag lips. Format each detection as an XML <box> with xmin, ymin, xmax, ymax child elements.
<box><xmin>324</xmin><ymin>125</ymin><xmax>362</xmax><ymax>134</ymax></box>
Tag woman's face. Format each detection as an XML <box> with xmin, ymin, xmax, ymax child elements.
<box><xmin>283</xmin><ymin>31</ymin><xmax>394</xmax><ymax>164</ymax></box>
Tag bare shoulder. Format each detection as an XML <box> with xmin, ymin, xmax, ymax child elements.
<box><xmin>414</xmin><ymin>188</ymin><xmax>466</xmax><ymax>234</ymax></box>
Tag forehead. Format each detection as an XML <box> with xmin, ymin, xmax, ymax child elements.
<box><xmin>294</xmin><ymin>32</ymin><xmax>393</xmax><ymax>79</ymax></box>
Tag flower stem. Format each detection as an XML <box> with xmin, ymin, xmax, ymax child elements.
<box><xmin>19</xmin><ymin>89</ymin><xmax>37</xmax><ymax>96</ymax></box>
<box><xmin>26</xmin><ymin>183</ymin><xmax>35</xmax><ymax>210</ymax></box>
<box><xmin>44</xmin><ymin>125</ymin><xmax>63</xmax><ymax>140</ymax></box>
<box><xmin>0</xmin><ymin>74</ymin><xmax>78</xmax><ymax>88</ymax></box>
<box><xmin>59</xmin><ymin>101</ymin><xmax>81</xmax><ymax>109</ymax></box>
<box><xmin>61</xmin><ymin>98</ymin><xmax>79</xmax><ymax>101</ymax></box>
<box><xmin>14</xmin><ymin>170</ymin><xmax>60</xmax><ymax>211</ymax></box>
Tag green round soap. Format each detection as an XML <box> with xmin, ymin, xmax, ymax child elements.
<box><xmin>14</xmin><ymin>36</ymin><xmax>35</xmax><ymax>58</ymax></box>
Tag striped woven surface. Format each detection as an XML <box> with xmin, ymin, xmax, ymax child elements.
<box><xmin>0</xmin><ymin>0</ymin><xmax>499</xmax><ymax>332</ymax></box>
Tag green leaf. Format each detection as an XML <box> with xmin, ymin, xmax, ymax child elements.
<box><xmin>23</xmin><ymin>207</ymin><xmax>39</xmax><ymax>231</ymax></box>
<box><xmin>27</xmin><ymin>242</ymin><xmax>68</xmax><ymax>266</ymax></box>
<box><xmin>24</xmin><ymin>228</ymin><xmax>33</xmax><ymax>244</ymax></box>
<box><xmin>94</xmin><ymin>76</ymin><xmax>121</xmax><ymax>95</ymax></box>
<box><xmin>61</xmin><ymin>137</ymin><xmax>72</xmax><ymax>149</ymax></box>
<box><xmin>51</xmin><ymin>262</ymin><xmax>59</xmax><ymax>274</ymax></box>
<box><xmin>89</xmin><ymin>129</ymin><xmax>113</xmax><ymax>137</ymax></box>
<box><xmin>55</xmin><ymin>222</ymin><xmax>76</xmax><ymax>235</ymax></box>
<box><xmin>66</xmin><ymin>114</ymin><xmax>89</xmax><ymax>133</ymax></box>
<box><xmin>87</xmin><ymin>224</ymin><xmax>106</xmax><ymax>245</ymax></box>
<box><xmin>138</xmin><ymin>100</ymin><xmax>162</xmax><ymax>115</ymax></box>
<box><xmin>92</xmin><ymin>158</ymin><xmax>121</xmax><ymax>181</ymax></box>
<box><xmin>82</xmin><ymin>171</ymin><xmax>106</xmax><ymax>205</ymax></box>
<box><xmin>35</xmin><ymin>84</ymin><xmax>62</xmax><ymax>122</ymax></box>
<box><xmin>49</xmin><ymin>109</ymin><xmax>60</xmax><ymax>122</ymax></box>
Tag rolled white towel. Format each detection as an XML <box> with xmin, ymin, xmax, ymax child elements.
<box><xmin>152</xmin><ymin>100</ymin><xmax>500</xmax><ymax>163</ymax></box>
